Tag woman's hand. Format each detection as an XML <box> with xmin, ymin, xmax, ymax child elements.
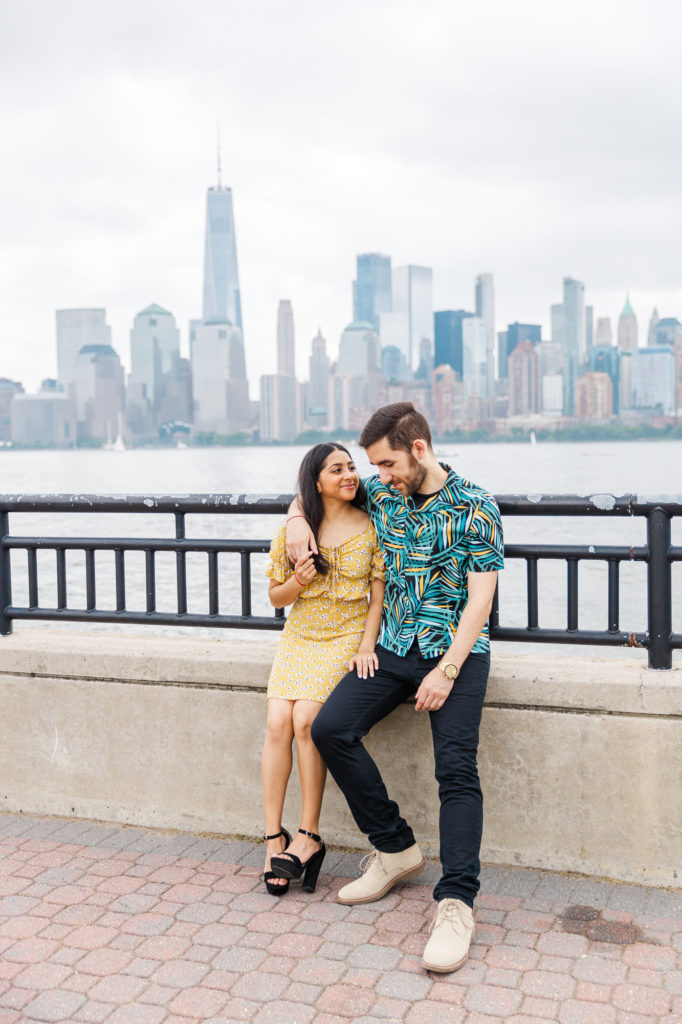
<box><xmin>293</xmin><ymin>553</ymin><xmax>317</xmax><ymax>586</ymax></box>
<box><xmin>286</xmin><ymin>517</ymin><xmax>317</xmax><ymax>563</ymax></box>
<box><xmin>348</xmin><ymin>648</ymin><xmax>379</xmax><ymax>679</ymax></box>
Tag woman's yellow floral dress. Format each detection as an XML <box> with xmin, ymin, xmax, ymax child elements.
<box><xmin>265</xmin><ymin>521</ymin><xmax>385</xmax><ymax>702</ymax></box>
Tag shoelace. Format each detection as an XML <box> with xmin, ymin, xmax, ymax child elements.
<box><xmin>358</xmin><ymin>850</ymin><xmax>381</xmax><ymax>875</ymax></box>
<box><xmin>429</xmin><ymin>900</ymin><xmax>469</xmax><ymax>937</ymax></box>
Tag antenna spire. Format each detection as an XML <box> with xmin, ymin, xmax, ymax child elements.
<box><xmin>216</xmin><ymin>121</ymin><xmax>222</xmax><ymax>187</ymax></box>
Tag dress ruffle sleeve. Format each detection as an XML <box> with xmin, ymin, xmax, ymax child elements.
<box><xmin>370</xmin><ymin>528</ymin><xmax>386</xmax><ymax>582</ymax></box>
<box><xmin>265</xmin><ymin>521</ymin><xmax>292</xmax><ymax>584</ymax></box>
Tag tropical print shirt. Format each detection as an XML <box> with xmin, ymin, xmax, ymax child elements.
<box><xmin>364</xmin><ymin>465</ymin><xmax>504</xmax><ymax>657</ymax></box>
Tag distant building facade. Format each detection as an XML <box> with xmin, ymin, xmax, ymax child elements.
<box><xmin>307</xmin><ymin>330</ymin><xmax>330</xmax><ymax>427</ymax></box>
<box><xmin>474</xmin><ymin>273</ymin><xmax>495</xmax><ymax>399</ymax></box>
<box><xmin>391</xmin><ymin>265</ymin><xmax>433</xmax><ymax>373</ymax></box>
<box><xmin>508</xmin><ymin>341</ymin><xmax>542</xmax><ymax>416</ymax></box>
<box><xmin>277</xmin><ymin>300</ymin><xmax>295</xmax><ymax>377</ymax></box>
<box><xmin>11</xmin><ymin>385</ymin><xmax>76</xmax><ymax>447</ymax></box>
<box><xmin>353</xmin><ymin>254</ymin><xmax>392</xmax><ymax>331</ymax></box>
<box><xmin>434</xmin><ymin>310</ymin><xmax>473</xmax><ymax>379</ymax></box>
<box><xmin>590</xmin><ymin>346</ymin><xmax>620</xmax><ymax>414</ymax></box>
<box><xmin>617</xmin><ymin>296</ymin><xmax>638</xmax><ymax>352</ymax></box>
<box><xmin>0</xmin><ymin>378</ymin><xmax>24</xmax><ymax>442</ymax></box>
<box><xmin>631</xmin><ymin>347</ymin><xmax>675</xmax><ymax>415</ymax></box>
<box><xmin>129</xmin><ymin>304</ymin><xmax>181</xmax><ymax>428</ymax></box>
<box><xmin>576</xmin><ymin>372</ymin><xmax>613</xmax><ymax>419</ymax></box>
<box><xmin>70</xmin><ymin>344</ymin><xmax>124</xmax><ymax>442</ymax></box>
<box><xmin>56</xmin><ymin>309</ymin><xmax>112</xmax><ymax>387</ymax></box>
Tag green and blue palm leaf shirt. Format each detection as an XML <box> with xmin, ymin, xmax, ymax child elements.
<box><xmin>364</xmin><ymin>465</ymin><xmax>504</xmax><ymax>658</ymax></box>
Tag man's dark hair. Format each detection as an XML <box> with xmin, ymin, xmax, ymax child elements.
<box><xmin>359</xmin><ymin>402</ymin><xmax>432</xmax><ymax>453</ymax></box>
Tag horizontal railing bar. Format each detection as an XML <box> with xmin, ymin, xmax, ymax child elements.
<box><xmin>490</xmin><ymin>626</ymin><xmax>649</xmax><ymax>647</ymax></box>
<box><xmin>504</xmin><ymin>544</ymin><xmax>648</xmax><ymax>561</ymax></box>
<box><xmin>0</xmin><ymin>495</ymin><xmax>295</xmax><ymax>514</ymax></box>
<box><xmin>1</xmin><ymin>492</ymin><xmax>682</xmax><ymax>516</ymax></box>
<box><xmin>4</xmin><ymin>539</ymin><xmax>665</xmax><ymax>562</ymax></box>
<box><xmin>5</xmin><ymin>538</ymin><xmax>272</xmax><ymax>553</ymax></box>
<box><xmin>7</xmin><ymin>607</ymin><xmax>285</xmax><ymax>630</ymax></box>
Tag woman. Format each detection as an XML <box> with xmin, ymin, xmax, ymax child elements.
<box><xmin>262</xmin><ymin>442</ymin><xmax>385</xmax><ymax>895</ymax></box>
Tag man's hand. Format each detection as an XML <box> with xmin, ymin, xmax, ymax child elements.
<box><xmin>414</xmin><ymin>667</ymin><xmax>453</xmax><ymax>712</ymax></box>
<box><xmin>348</xmin><ymin>649</ymin><xmax>379</xmax><ymax>679</ymax></box>
<box><xmin>286</xmin><ymin>515</ymin><xmax>318</xmax><ymax>563</ymax></box>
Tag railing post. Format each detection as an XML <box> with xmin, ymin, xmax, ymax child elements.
<box><xmin>647</xmin><ymin>506</ymin><xmax>672</xmax><ymax>669</ymax></box>
<box><xmin>0</xmin><ymin>511</ymin><xmax>12</xmax><ymax>636</ymax></box>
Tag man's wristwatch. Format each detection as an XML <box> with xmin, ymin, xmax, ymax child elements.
<box><xmin>438</xmin><ymin>660</ymin><xmax>460</xmax><ymax>680</ymax></box>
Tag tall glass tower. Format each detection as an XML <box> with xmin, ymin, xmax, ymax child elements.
<box><xmin>202</xmin><ymin>185</ymin><xmax>242</xmax><ymax>329</ymax></box>
<box><xmin>353</xmin><ymin>254</ymin><xmax>392</xmax><ymax>331</ymax></box>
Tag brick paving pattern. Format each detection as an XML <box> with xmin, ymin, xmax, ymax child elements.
<box><xmin>0</xmin><ymin>813</ymin><xmax>679</xmax><ymax>1023</ymax></box>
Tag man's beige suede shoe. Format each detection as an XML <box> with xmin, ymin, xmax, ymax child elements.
<box><xmin>337</xmin><ymin>844</ymin><xmax>425</xmax><ymax>905</ymax></box>
<box><xmin>422</xmin><ymin>898</ymin><xmax>474</xmax><ymax>972</ymax></box>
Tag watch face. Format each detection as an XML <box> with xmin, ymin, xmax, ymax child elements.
<box><xmin>444</xmin><ymin>663</ymin><xmax>458</xmax><ymax>679</ymax></box>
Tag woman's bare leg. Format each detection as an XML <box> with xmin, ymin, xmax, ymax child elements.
<box><xmin>261</xmin><ymin>698</ymin><xmax>295</xmax><ymax>885</ymax></box>
<box><xmin>284</xmin><ymin>699</ymin><xmax>327</xmax><ymax>863</ymax></box>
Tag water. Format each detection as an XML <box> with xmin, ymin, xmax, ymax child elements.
<box><xmin>1</xmin><ymin>441</ymin><xmax>680</xmax><ymax>660</ymax></box>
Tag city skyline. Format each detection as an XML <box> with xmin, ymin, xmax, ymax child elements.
<box><xmin>2</xmin><ymin>0</ymin><xmax>682</xmax><ymax>391</ymax></box>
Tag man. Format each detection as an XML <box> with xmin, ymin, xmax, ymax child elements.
<box><xmin>286</xmin><ymin>402</ymin><xmax>503</xmax><ymax>973</ymax></box>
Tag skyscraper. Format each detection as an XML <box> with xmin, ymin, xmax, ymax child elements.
<box><xmin>129</xmin><ymin>304</ymin><xmax>180</xmax><ymax>410</ymax></box>
<box><xmin>308</xmin><ymin>330</ymin><xmax>330</xmax><ymax>426</ymax></box>
<box><xmin>71</xmin><ymin>344</ymin><xmax>125</xmax><ymax>442</ymax></box>
<box><xmin>590</xmin><ymin>346</ymin><xmax>621</xmax><ymax>414</ymax></box>
<box><xmin>434</xmin><ymin>311</ymin><xmax>474</xmax><ymax>379</ymax></box>
<box><xmin>277</xmin><ymin>300</ymin><xmax>295</xmax><ymax>377</ymax></box>
<box><xmin>195</xmin><ymin>164</ymin><xmax>250</xmax><ymax>433</ymax></box>
<box><xmin>595</xmin><ymin>317</ymin><xmax>613</xmax><ymax>347</ymax></box>
<box><xmin>462</xmin><ymin>317</ymin><xmax>489</xmax><ymax>399</ymax></box>
<box><xmin>631</xmin><ymin>347</ymin><xmax>675</xmax><ymax>415</ymax></box>
<box><xmin>504</xmin><ymin>323</ymin><xmax>541</xmax><ymax>377</ymax></box>
<box><xmin>353</xmin><ymin>254</ymin><xmax>392</xmax><ymax>330</ymax></box>
<box><xmin>56</xmin><ymin>309</ymin><xmax>112</xmax><ymax>387</ymax></box>
<box><xmin>202</xmin><ymin>184</ymin><xmax>242</xmax><ymax>329</ymax></box>
<box><xmin>392</xmin><ymin>265</ymin><xmax>433</xmax><ymax>373</ymax></box>
<box><xmin>554</xmin><ymin>277</ymin><xmax>586</xmax><ymax>415</ymax></box>
<box><xmin>617</xmin><ymin>296</ymin><xmax>638</xmax><ymax>352</ymax></box>
<box><xmin>475</xmin><ymin>273</ymin><xmax>495</xmax><ymax>397</ymax></box>
<box><xmin>508</xmin><ymin>341</ymin><xmax>542</xmax><ymax>416</ymax></box>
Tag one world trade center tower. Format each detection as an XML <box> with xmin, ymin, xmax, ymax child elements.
<box><xmin>202</xmin><ymin>182</ymin><xmax>242</xmax><ymax>328</ymax></box>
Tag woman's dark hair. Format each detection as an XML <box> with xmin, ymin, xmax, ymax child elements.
<box><xmin>297</xmin><ymin>442</ymin><xmax>366</xmax><ymax>575</ymax></box>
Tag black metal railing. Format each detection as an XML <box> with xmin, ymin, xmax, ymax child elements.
<box><xmin>0</xmin><ymin>493</ymin><xmax>680</xmax><ymax>669</ymax></box>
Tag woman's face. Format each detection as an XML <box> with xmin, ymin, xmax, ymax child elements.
<box><xmin>316</xmin><ymin>449</ymin><xmax>359</xmax><ymax>502</ymax></box>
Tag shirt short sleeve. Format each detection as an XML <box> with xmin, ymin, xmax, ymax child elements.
<box><xmin>466</xmin><ymin>495</ymin><xmax>504</xmax><ymax>573</ymax></box>
<box><xmin>265</xmin><ymin>521</ymin><xmax>292</xmax><ymax>583</ymax></box>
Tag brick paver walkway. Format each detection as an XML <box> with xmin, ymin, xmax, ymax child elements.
<box><xmin>0</xmin><ymin>814</ymin><xmax>679</xmax><ymax>1024</ymax></box>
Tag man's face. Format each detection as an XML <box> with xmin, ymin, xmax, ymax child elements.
<box><xmin>364</xmin><ymin>437</ymin><xmax>427</xmax><ymax>496</ymax></box>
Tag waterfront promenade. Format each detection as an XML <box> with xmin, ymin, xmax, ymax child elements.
<box><xmin>0</xmin><ymin>813</ymin><xmax>679</xmax><ymax>1024</ymax></box>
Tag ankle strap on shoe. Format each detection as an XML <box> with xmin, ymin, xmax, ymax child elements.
<box><xmin>263</xmin><ymin>829</ymin><xmax>286</xmax><ymax>841</ymax></box>
<box><xmin>298</xmin><ymin>828</ymin><xmax>321</xmax><ymax>842</ymax></box>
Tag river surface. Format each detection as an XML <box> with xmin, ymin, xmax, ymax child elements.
<box><xmin>1</xmin><ymin>441</ymin><xmax>680</xmax><ymax>661</ymax></box>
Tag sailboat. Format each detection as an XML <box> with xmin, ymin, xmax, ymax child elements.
<box><xmin>104</xmin><ymin>413</ymin><xmax>126</xmax><ymax>452</ymax></box>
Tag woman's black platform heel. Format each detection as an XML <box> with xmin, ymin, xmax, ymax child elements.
<box><xmin>263</xmin><ymin>828</ymin><xmax>292</xmax><ymax>896</ymax></box>
<box><xmin>270</xmin><ymin>828</ymin><xmax>326</xmax><ymax>893</ymax></box>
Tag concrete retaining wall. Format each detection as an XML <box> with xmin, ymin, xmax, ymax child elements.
<box><xmin>0</xmin><ymin>630</ymin><xmax>679</xmax><ymax>886</ymax></box>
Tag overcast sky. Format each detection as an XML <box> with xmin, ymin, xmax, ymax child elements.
<box><xmin>2</xmin><ymin>0</ymin><xmax>681</xmax><ymax>391</ymax></box>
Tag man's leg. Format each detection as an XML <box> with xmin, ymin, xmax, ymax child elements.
<box><xmin>421</xmin><ymin>650</ymin><xmax>489</xmax><ymax>972</ymax></box>
<box><xmin>311</xmin><ymin>644</ymin><xmax>416</xmax><ymax>851</ymax></box>
<box><xmin>429</xmin><ymin>650</ymin><xmax>489</xmax><ymax>906</ymax></box>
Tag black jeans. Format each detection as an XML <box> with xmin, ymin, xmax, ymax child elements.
<box><xmin>311</xmin><ymin>640</ymin><xmax>490</xmax><ymax>907</ymax></box>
